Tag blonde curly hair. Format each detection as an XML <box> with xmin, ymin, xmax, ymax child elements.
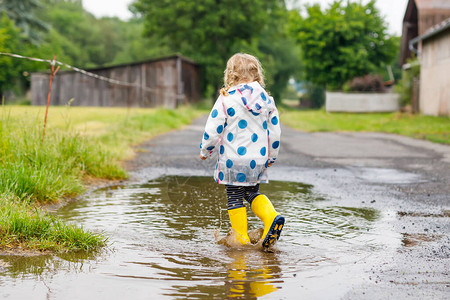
<box><xmin>220</xmin><ymin>53</ymin><xmax>265</xmax><ymax>96</ymax></box>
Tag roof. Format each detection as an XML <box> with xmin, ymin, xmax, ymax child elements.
<box><xmin>404</xmin><ymin>0</ymin><xmax>450</xmax><ymax>22</ymax></box>
<box><xmin>403</xmin><ymin>0</ymin><xmax>418</xmax><ymax>22</ymax></box>
<box><xmin>414</xmin><ymin>0</ymin><xmax>450</xmax><ymax>10</ymax></box>
<box><xmin>88</xmin><ymin>54</ymin><xmax>199</xmax><ymax>72</ymax></box>
<box><xmin>411</xmin><ymin>17</ymin><xmax>450</xmax><ymax>44</ymax></box>
<box><xmin>409</xmin><ymin>17</ymin><xmax>450</xmax><ymax>53</ymax></box>
<box><xmin>32</xmin><ymin>54</ymin><xmax>198</xmax><ymax>75</ymax></box>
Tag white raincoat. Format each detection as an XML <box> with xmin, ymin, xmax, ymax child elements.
<box><xmin>200</xmin><ymin>81</ymin><xmax>281</xmax><ymax>186</ymax></box>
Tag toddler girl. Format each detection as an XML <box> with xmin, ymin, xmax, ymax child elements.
<box><xmin>200</xmin><ymin>53</ymin><xmax>284</xmax><ymax>248</ymax></box>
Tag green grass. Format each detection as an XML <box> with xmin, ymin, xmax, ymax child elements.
<box><xmin>280</xmin><ymin>109</ymin><xmax>450</xmax><ymax>144</ymax></box>
<box><xmin>0</xmin><ymin>195</ymin><xmax>106</xmax><ymax>252</ymax></box>
<box><xmin>4</xmin><ymin>105</ymin><xmax>205</xmax><ymax>160</ymax></box>
<box><xmin>0</xmin><ymin>104</ymin><xmax>204</xmax><ymax>252</ymax></box>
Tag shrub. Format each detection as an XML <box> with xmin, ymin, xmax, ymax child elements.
<box><xmin>346</xmin><ymin>74</ymin><xmax>385</xmax><ymax>92</ymax></box>
<box><xmin>395</xmin><ymin>58</ymin><xmax>420</xmax><ymax>107</ymax></box>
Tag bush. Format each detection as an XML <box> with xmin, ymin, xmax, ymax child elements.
<box><xmin>395</xmin><ymin>58</ymin><xmax>420</xmax><ymax>107</ymax></box>
<box><xmin>346</xmin><ymin>74</ymin><xmax>385</xmax><ymax>92</ymax></box>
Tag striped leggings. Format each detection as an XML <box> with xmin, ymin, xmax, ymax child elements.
<box><xmin>226</xmin><ymin>184</ymin><xmax>261</xmax><ymax>210</ymax></box>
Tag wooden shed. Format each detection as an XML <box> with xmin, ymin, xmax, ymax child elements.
<box><xmin>400</xmin><ymin>0</ymin><xmax>450</xmax><ymax>65</ymax></box>
<box><xmin>31</xmin><ymin>55</ymin><xmax>201</xmax><ymax>108</ymax></box>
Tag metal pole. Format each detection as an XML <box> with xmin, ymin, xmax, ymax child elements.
<box><xmin>41</xmin><ymin>55</ymin><xmax>60</xmax><ymax>142</ymax></box>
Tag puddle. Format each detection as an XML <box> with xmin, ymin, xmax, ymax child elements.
<box><xmin>0</xmin><ymin>176</ymin><xmax>399</xmax><ymax>299</ymax></box>
<box><xmin>401</xmin><ymin>233</ymin><xmax>442</xmax><ymax>247</ymax></box>
<box><xmin>351</xmin><ymin>167</ymin><xmax>423</xmax><ymax>184</ymax></box>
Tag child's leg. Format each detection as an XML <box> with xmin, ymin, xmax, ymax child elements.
<box><xmin>226</xmin><ymin>185</ymin><xmax>246</xmax><ymax>210</ymax></box>
<box><xmin>243</xmin><ymin>184</ymin><xmax>261</xmax><ymax>205</ymax></box>
<box><xmin>245</xmin><ymin>186</ymin><xmax>285</xmax><ymax>248</ymax></box>
<box><xmin>226</xmin><ymin>185</ymin><xmax>250</xmax><ymax>245</ymax></box>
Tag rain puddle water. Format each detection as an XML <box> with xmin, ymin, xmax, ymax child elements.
<box><xmin>0</xmin><ymin>176</ymin><xmax>399</xmax><ymax>299</ymax></box>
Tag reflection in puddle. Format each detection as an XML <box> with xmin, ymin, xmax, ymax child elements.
<box><xmin>0</xmin><ymin>176</ymin><xmax>394</xmax><ymax>299</ymax></box>
<box><xmin>224</xmin><ymin>251</ymin><xmax>282</xmax><ymax>298</ymax></box>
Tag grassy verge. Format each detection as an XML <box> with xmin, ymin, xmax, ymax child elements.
<box><xmin>0</xmin><ymin>104</ymin><xmax>204</xmax><ymax>252</ymax></box>
<box><xmin>0</xmin><ymin>195</ymin><xmax>106</xmax><ymax>252</ymax></box>
<box><xmin>280</xmin><ymin>109</ymin><xmax>450</xmax><ymax>144</ymax></box>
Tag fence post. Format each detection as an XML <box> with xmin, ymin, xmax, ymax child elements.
<box><xmin>41</xmin><ymin>55</ymin><xmax>60</xmax><ymax>142</ymax></box>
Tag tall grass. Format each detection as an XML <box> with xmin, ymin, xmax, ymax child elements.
<box><xmin>0</xmin><ymin>104</ymin><xmax>204</xmax><ymax>252</ymax></box>
<box><xmin>0</xmin><ymin>110</ymin><xmax>125</xmax><ymax>203</ymax></box>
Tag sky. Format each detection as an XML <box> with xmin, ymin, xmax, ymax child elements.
<box><xmin>82</xmin><ymin>0</ymin><xmax>409</xmax><ymax>36</ymax></box>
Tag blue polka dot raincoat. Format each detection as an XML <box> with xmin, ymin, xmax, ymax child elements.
<box><xmin>200</xmin><ymin>81</ymin><xmax>281</xmax><ymax>186</ymax></box>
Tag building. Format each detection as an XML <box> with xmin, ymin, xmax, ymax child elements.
<box><xmin>410</xmin><ymin>19</ymin><xmax>450</xmax><ymax>116</ymax></box>
<box><xmin>400</xmin><ymin>0</ymin><xmax>450</xmax><ymax>65</ymax></box>
<box><xmin>31</xmin><ymin>55</ymin><xmax>201</xmax><ymax>108</ymax></box>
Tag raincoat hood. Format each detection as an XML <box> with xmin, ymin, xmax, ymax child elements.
<box><xmin>227</xmin><ymin>81</ymin><xmax>271</xmax><ymax>115</ymax></box>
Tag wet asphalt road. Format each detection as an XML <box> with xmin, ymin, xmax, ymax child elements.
<box><xmin>126</xmin><ymin>115</ymin><xmax>450</xmax><ymax>299</ymax></box>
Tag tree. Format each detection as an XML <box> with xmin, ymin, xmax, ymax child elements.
<box><xmin>37</xmin><ymin>1</ymin><xmax>167</xmax><ymax>68</ymax></box>
<box><xmin>257</xmin><ymin>6</ymin><xmax>301</xmax><ymax>101</ymax></box>
<box><xmin>38</xmin><ymin>1</ymin><xmax>99</xmax><ymax>67</ymax></box>
<box><xmin>0</xmin><ymin>0</ymin><xmax>48</xmax><ymax>44</ymax></box>
<box><xmin>110</xmin><ymin>18</ymin><xmax>170</xmax><ymax>65</ymax></box>
<box><xmin>132</xmin><ymin>0</ymin><xmax>289</xmax><ymax>97</ymax></box>
<box><xmin>289</xmin><ymin>0</ymin><xmax>397</xmax><ymax>90</ymax></box>
<box><xmin>0</xmin><ymin>13</ymin><xmax>22</xmax><ymax>98</ymax></box>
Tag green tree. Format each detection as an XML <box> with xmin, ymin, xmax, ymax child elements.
<box><xmin>38</xmin><ymin>0</ymin><xmax>98</xmax><ymax>66</ymax></box>
<box><xmin>38</xmin><ymin>1</ymin><xmax>166</xmax><ymax>68</ymax></box>
<box><xmin>132</xmin><ymin>0</ymin><xmax>290</xmax><ymax>97</ymax></box>
<box><xmin>0</xmin><ymin>0</ymin><xmax>50</xmax><ymax>98</ymax></box>
<box><xmin>110</xmin><ymin>18</ymin><xmax>170</xmax><ymax>65</ymax></box>
<box><xmin>0</xmin><ymin>13</ymin><xmax>22</xmax><ymax>98</ymax></box>
<box><xmin>289</xmin><ymin>0</ymin><xmax>397</xmax><ymax>90</ymax></box>
<box><xmin>257</xmin><ymin>6</ymin><xmax>301</xmax><ymax>101</ymax></box>
<box><xmin>0</xmin><ymin>0</ymin><xmax>48</xmax><ymax>44</ymax></box>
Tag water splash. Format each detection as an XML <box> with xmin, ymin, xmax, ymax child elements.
<box><xmin>214</xmin><ymin>228</ymin><xmax>266</xmax><ymax>249</ymax></box>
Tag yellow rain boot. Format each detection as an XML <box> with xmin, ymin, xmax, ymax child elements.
<box><xmin>228</xmin><ymin>207</ymin><xmax>251</xmax><ymax>245</ymax></box>
<box><xmin>251</xmin><ymin>195</ymin><xmax>285</xmax><ymax>248</ymax></box>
